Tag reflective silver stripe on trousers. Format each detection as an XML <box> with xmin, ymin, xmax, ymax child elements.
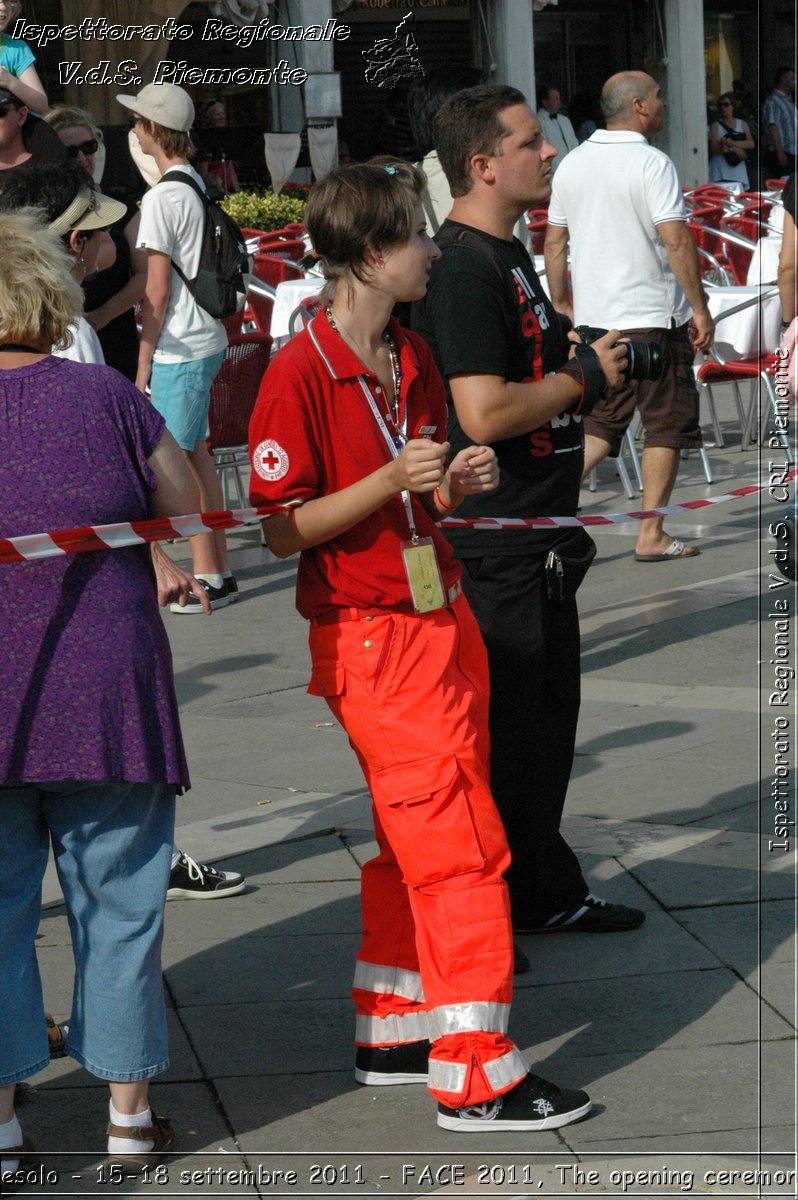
<box><xmin>427</xmin><ymin>1047</ymin><xmax>528</xmax><ymax>1097</ymax></box>
<box><xmin>427</xmin><ymin>1001</ymin><xmax>511</xmax><ymax>1041</ymax></box>
<box><xmin>427</xmin><ymin>1057</ymin><xmax>467</xmax><ymax>1096</ymax></box>
<box><xmin>355</xmin><ymin>1010</ymin><xmax>430</xmax><ymax>1045</ymax></box>
<box><xmin>483</xmin><ymin>1046</ymin><xmax>529</xmax><ymax>1092</ymax></box>
<box><xmin>352</xmin><ymin>960</ymin><xmax>425</xmax><ymax>1002</ymax></box>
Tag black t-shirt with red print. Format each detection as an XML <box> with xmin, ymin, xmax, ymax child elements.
<box><xmin>412</xmin><ymin>220</ymin><xmax>583</xmax><ymax>555</ymax></box>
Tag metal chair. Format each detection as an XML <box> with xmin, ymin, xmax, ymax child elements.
<box><xmin>688</xmin><ymin>202</ymin><xmax>726</xmax><ymax>229</ymax></box>
<box><xmin>688</xmin><ymin>221</ymin><xmax>756</xmax><ymax>286</ymax></box>
<box><xmin>694</xmin><ymin>287</ymin><xmax>791</xmax><ymax>462</ymax></box>
<box><xmin>252</xmin><ymin>252</ymin><xmax>304</xmax><ymax>289</ymax></box>
<box><xmin>220</xmin><ymin>310</ymin><xmax>245</xmax><ymax>339</ymax></box>
<box><xmin>208</xmin><ymin>333</ymin><xmax>274</xmax><ymax>507</ymax></box>
<box><xmin>287</xmin><ymin>293</ymin><xmax>323</xmax><ymax>338</ymax></box>
<box><xmin>255</xmin><ymin>237</ymin><xmax>306</xmax><ymax>262</ymax></box>
<box><xmin>720</xmin><ymin>211</ymin><xmax>768</xmax><ymax>242</ymax></box>
<box><xmin>244</xmin><ymin>281</ymin><xmax>276</xmax><ymax>335</ymax></box>
<box><xmin>586</xmin><ymin>430</ymin><xmax>642</xmax><ymax>499</ymax></box>
<box><xmin>525</xmin><ymin>214</ymin><xmax>547</xmax><ymax>255</ymax></box>
<box><xmin>683</xmin><ymin>184</ymin><xmax>738</xmax><ymax>209</ymax></box>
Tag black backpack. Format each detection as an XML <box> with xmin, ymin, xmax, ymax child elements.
<box><xmin>159</xmin><ymin>169</ymin><xmax>248</xmax><ymax>319</ymax></box>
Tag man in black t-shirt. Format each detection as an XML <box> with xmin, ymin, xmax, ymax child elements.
<box><xmin>413</xmin><ymin>84</ymin><xmax>644</xmax><ymax>935</ymax></box>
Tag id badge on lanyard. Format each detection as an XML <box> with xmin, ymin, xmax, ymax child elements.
<box><xmin>357</xmin><ymin>377</ymin><xmax>447</xmax><ymax>613</ymax></box>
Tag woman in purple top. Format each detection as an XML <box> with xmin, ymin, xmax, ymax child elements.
<box><xmin>0</xmin><ymin>207</ymin><xmax>205</xmax><ymax>1178</ymax></box>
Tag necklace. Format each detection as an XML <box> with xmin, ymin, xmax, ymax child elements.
<box><xmin>325</xmin><ymin>305</ymin><xmax>403</xmax><ymax>427</ymax></box>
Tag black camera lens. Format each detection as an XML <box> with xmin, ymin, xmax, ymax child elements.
<box><xmin>575</xmin><ymin>326</ymin><xmax>663</xmax><ymax>383</ymax></box>
<box><xmin>625</xmin><ymin>340</ymin><xmax>664</xmax><ymax>382</ymax></box>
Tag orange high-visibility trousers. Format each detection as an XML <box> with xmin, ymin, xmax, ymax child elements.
<box><xmin>308</xmin><ymin>593</ymin><xmax>528</xmax><ymax>1107</ymax></box>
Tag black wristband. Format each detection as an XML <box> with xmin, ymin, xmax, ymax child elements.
<box><xmin>557</xmin><ymin>343</ymin><xmax>608</xmax><ymax>417</ymax></box>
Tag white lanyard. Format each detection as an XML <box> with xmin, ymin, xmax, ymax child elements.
<box><xmin>356</xmin><ymin>375</ymin><xmax>418</xmax><ymax>540</ymax></box>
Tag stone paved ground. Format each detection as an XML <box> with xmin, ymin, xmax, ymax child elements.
<box><xmin>19</xmin><ymin>395</ymin><xmax>797</xmax><ymax>1198</ymax></box>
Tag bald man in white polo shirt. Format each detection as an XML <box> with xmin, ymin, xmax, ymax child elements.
<box><xmin>544</xmin><ymin>71</ymin><xmax>714</xmax><ymax>562</ymax></box>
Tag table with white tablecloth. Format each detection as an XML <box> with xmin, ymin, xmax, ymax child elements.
<box><xmin>745</xmin><ymin>234</ymin><xmax>782</xmax><ymax>287</ymax></box>
<box><xmin>705</xmin><ymin>284</ymin><xmax>782</xmax><ymax>357</ymax></box>
<box><xmin>269</xmin><ymin>279</ymin><xmax>324</xmax><ymax>341</ymax></box>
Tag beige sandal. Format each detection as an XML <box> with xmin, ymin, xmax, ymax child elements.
<box><xmin>105</xmin><ymin>1114</ymin><xmax>175</xmax><ymax>1172</ymax></box>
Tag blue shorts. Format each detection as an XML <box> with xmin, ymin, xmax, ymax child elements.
<box><xmin>150</xmin><ymin>350</ymin><xmax>226</xmax><ymax>450</ymax></box>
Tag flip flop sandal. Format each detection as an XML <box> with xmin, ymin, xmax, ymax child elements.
<box><xmin>634</xmin><ymin>538</ymin><xmax>700</xmax><ymax>562</ymax></box>
<box><xmin>105</xmin><ymin>1114</ymin><xmax>175</xmax><ymax>1174</ymax></box>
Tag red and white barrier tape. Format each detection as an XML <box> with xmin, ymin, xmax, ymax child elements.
<box><xmin>0</xmin><ymin>474</ymin><xmax>793</xmax><ymax>565</ymax></box>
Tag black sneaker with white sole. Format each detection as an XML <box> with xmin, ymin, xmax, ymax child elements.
<box><xmin>223</xmin><ymin>575</ymin><xmax>239</xmax><ymax>603</ymax></box>
<box><xmin>170</xmin><ymin>577</ymin><xmax>232</xmax><ymax>614</ymax></box>
<box><xmin>437</xmin><ymin>1071</ymin><xmax>591</xmax><ymax>1133</ymax></box>
<box><xmin>355</xmin><ymin>1040</ymin><xmax>430</xmax><ymax>1085</ymax></box>
<box><xmin>515</xmin><ymin>893</ymin><xmax>645</xmax><ymax>934</ymax></box>
<box><xmin>167</xmin><ymin>852</ymin><xmax>246</xmax><ymax>899</ymax></box>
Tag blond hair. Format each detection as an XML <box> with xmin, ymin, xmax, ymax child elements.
<box><xmin>0</xmin><ymin>209</ymin><xmax>84</xmax><ymax>350</ymax></box>
<box><xmin>43</xmin><ymin>105</ymin><xmax>103</xmax><ymax>143</ymax></box>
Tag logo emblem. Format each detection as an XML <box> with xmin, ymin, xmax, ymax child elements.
<box><xmin>253</xmin><ymin>439</ymin><xmax>289</xmax><ymax>482</ymax></box>
<box><xmin>362</xmin><ymin>13</ymin><xmax>425</xmax><ymax>89</ymax></box>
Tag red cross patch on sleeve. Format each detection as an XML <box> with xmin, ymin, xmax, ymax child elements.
<box><xmin>253</xmin><ymin>439</ymin><xmax>290</xmax><ymax>482</ymax></box>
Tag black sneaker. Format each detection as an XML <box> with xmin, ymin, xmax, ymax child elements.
<box><xmin>170</xmin><ymin>578</ymin><xmax>230</xmax><ymax>614</ymax></box>
<box><xmin>355</xmin><ymin>1040</ymin><xmax>430</xmax><ymax>1085</ymax></box>
<box><xmin>516</xmin><ymin>893</ymin><xmax>645</xmax><ymax>934</ymax></box>
<box><xmin>223</xmin><ymin>575</ymin><xmax>239</xmax><ymax>603</ymax></box>
<box><xmin>167</xmin><ymin>852</ymin><xmax>246</xmax><ymax>899</ymax></box>
<box><xmin>513</xmin><ymin>942</ymin><xmax>530</xmax><ymax>975</ymax></box>
<box><xmin>437</xmin><ymin>1071</ymin><xmax>591</xmax><ymax>1132</ymax></box>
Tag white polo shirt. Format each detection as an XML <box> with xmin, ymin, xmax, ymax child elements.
<box><xmin>548</xmin><ymin>129</ymin><xmax>691</xmax><ymax>329</ymax></box>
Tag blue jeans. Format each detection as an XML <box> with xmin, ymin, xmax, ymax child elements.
<box><xmin>0</xmin><ymin>781</ymin><xmax>175</xmax><ymax>1085</ymax></box>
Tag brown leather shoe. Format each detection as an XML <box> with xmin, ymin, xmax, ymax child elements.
<box><xmin>104</xmin><ymin>1114</ymin><xmax>175</xmax><ymax>1173</ymax></box>
<box><xmin>45</xmin><ymin>1013</ymin><xmax>67</xmax><ymax>1059</ymax></box>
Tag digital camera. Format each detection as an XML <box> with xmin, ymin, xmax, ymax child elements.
<box><xmin>575</xmin><ymin>326</ymin><xmax>664</xmax><ymax>383</ymax></box>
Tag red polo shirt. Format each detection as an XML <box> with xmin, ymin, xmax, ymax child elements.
<box><xmin>248</xmin><ymin>312</ymin><xmax>461</xmax><ymax>619</ymax></box>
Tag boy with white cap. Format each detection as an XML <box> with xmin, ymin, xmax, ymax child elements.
<box><xmin>117</xmin><ymin>82</ymin><xmax>236</xmax><ymax>612</ymax></box>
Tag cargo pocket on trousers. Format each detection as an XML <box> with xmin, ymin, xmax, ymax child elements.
<box><xmin>307</xmin><ymin>661</ymin><xmax>346</xmax><ymax>698</ymax></box>
<box><xmin>372</xmin><ymin>754</ymin><xmax>487</xmax><ymax>888</ymax></box>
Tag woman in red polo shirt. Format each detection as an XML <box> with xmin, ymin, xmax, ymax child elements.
<box><xmin>248</xmin><ymin>159</ymin><xmax>591</xmax><ymax>1134</ymax></box>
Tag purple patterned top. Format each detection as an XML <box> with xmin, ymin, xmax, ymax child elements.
<box><xmin>0</xmin><ymin>356</ymin><xmax>189</xmax><ymax>789</ymax></box>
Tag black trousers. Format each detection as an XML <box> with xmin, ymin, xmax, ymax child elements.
<box><xmin>461</xmin><ymin>551</ymin><xmax>587</xmax><ymax>929</ymax></box>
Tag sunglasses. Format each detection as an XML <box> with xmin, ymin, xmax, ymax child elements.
<box><xmin>128</xmin><ymin>115</ymin><xmax>143</xmax><ymax>129</ymax></box>
<box><xmin>66</xmin><ymin>138</ymin><xmax>99</xmax><ymax>158</ymax></box>
<box><xmin>0</xmin><ymin>101</ymin><xmax>21</xmax><ymax>119</ymax></box>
